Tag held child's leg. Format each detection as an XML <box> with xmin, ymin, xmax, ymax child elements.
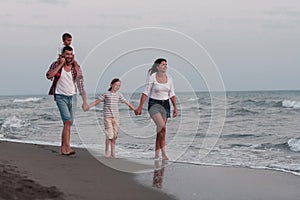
<box><xmin>111</xmin><ymin>139</ymin><xmax>117</xmax><ymax>158</ymax></box>
<box><xmin>111</xmin><ymin>118</ymin><xmax>119</xmax><ymax>158</ymax></box>
<box><xmin>104</xmin><ymin>118</ymin><xmax>113</xmax><ymax>158</ymax></box>
<box><xmin>105</xmin><ymin>139</ymin><xmax>110</xmax><ymax>158</ymax></box>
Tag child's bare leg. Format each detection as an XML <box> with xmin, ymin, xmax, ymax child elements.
<box><xmin>105</xmin><ymin>139</ymin><xmax>110</xmax><ymax>158</ymax></box>
<box><xmin>111</xmin><ymin>138</ymin><xmax>117</xmax><ymax>158</ymax></box>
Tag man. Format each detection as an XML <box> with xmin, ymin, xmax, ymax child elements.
<box><xmin>46</xmin><ymin>46</ymin><xmax>88</xmax><ymax>155</ymax></box>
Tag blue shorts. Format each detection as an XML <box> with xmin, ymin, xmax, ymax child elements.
<box><xmin>148</xmin><ymin>98</ymin><xmax>171</xmax><ymax>118</ymax></box>
<box><xmin>55</xmin><ymin>94</ymin><xmax>76</xmax><ymax>124</ymax></box>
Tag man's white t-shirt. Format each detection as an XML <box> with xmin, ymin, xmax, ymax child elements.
<box><xmin>55</xmin><ymin>67</ymin><xmax>76</xmax><ymax>96</ymax></box>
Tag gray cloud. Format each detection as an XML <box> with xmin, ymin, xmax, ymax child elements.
<box><xmin>266</xmin><ymin>7</ymin><xmax>300</xmax><ymax>17</ymax></box>
<box><xmin>37</xmin><ymin>0</ymin><xmax>68</xmax><ymax>5</ymax></box>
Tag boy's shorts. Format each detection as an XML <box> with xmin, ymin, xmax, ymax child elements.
<box><xmin>104</xmin><ymin>117</ymin><xmax>119</xmax><ymax>139</ymax></box>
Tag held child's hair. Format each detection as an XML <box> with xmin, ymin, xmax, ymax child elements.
<box><xmin>148</xmin><ymin>58</ymin><xmax>167</xmax><ymax>75</ymax></box>
<box><xmin>62</xmin><ymin>33</ymin><xmax>72</xmax><ymax>41</ymax></box>
<box><xmin>108</xmin><ymin>78</ymin><xmax>121</xmax><ymax>91</ymax></box>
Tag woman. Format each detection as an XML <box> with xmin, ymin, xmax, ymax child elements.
<box><xmin>135</xmin><ymin>58</ymin><xmax>178</xmax><ymax>160</ymax></box>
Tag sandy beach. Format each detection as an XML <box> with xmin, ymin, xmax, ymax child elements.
<box><xmin>0</xmin><ymin>141</ymin><xmax>174</xmax><ymax>200</ymax></box>
<box><xmin>1</xmin><ymin>141</ymin><xmax>300</xmax><ymax>200</ymax></box>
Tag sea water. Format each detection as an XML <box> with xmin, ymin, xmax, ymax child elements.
<box><xmin>1</xmin><ymin>91</ymin><xmax>300</xmax><ymax>175</ymax></box>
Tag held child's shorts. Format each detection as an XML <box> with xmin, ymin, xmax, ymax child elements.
<box><xmin>104</xmin><ymin>117</ymin><xmax>119</xmax><ymax>139</ymax></box>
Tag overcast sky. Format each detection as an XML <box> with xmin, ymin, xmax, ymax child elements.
<box><xmin>0</xmin><ymin>0</ymin><xmax>299</xmax><ymax>95</ymax></box>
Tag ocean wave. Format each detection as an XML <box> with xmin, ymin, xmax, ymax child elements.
<box><xmin>253</xmin><ymin>142</ymin><xmax>287</xmax><ymax>151</ymax></box>
<box><xmin>288</xmin><ymin>138</ymin><xmax>300</xmax><ymax>152</ymax></box>
<box><xmin>187</xmin><ymin>97</ymin><xmax>199</xmax><ymax>101</ymax></box>
<box><xmin>228</xmin><ymin>108</ymin><xmax>258</xmax><ymax>116</ymax></box>
<box><xmin>221</xmin><ymin>133</ymin><xmax>258</xmax><ymax>139</ymax></box>
<box><xmin>1</xmin><ymin>116</ymin><xmax>31</xmax><ymax>130</ymax></box>
<box><xmin>282</xmin><ymin>100</ymin><xmax>300</xmax><ymax>109</ymax></box>
<box><xmin>13</xmin><ymin>97</ymin><xmax>42</xmax><ymax>103</ymax></box>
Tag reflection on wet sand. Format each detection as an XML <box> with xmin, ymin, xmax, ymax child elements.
<box><xmin>152</xmin><ymin>160</ymin><xmax>167</xmax><ymax>188</ymax></box>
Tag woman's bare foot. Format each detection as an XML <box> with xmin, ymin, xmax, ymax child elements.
<box><xmin>111</xmin><ymin>154</ymin><xmax>118</xmax><ymax>159</ymax></box>
<box><xmin>162</xmin><ymin>154</ymin><xmax>169</xmax><ymax>160</ymax></box>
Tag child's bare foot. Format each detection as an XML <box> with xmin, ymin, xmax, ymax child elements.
<box><xmin>105</xmin><ymin>151</ymin><xmax>110</xmax><ymax>158</ymax></box>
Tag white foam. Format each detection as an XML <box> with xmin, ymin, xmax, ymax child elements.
<box><xmin>282</xmin><ymin>100</ymin><xmax>300</xmax><ymax>109</ymax></box>
<box><xmin>1</xmin><ymin>116</ymin><xmax>31</xmax><ymax>129</ymax></box>
<box><xmin>188</xmin><ymin>97</ymin><xmax>199</xmax><ymax>101</ymax></box>
<box><xmin>13</xmin><ymin>97</ymin><xmax>42</xmax><ymax>103</ymax></box>
<box><xmin>288</xmin><ymin>138</ymin><xmax>300</xmax><ymax>152</ymax></box>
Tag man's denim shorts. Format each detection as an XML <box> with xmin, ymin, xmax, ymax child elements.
<box><xmin>55</xmin><ymin>94</ymin><xmax>76</xmax><ymax>124</ymax></box>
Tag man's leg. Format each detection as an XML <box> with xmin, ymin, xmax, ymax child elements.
<box><xmin>61</xmin><ymin>120</ymin><xmax>72</xmax><ymax>154</ymax></box>
<box><xmin>56</xmin><ymin>94</ymin><xmax>74</xmax><ymax>155</ymax></box>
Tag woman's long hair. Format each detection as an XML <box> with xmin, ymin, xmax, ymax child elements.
<box><xmin>148</xmin><ymin>58</ymin><xmax>167</xmax><ymax>75</ymax></box>
<box><xmin>108</xmin><ymin>78</ymin><xmax>120</xmax><ymax>91</ymax></box>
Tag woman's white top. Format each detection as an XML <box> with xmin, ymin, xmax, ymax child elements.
<box><xmin>55</xmin><ymin>67</ymin><xmax>76</xmax><ymax>96</ymax></box>
<box><xmin>143</xmin><ymin>72</ymin><xmax>175</xmax><ymax>100</ymax></box>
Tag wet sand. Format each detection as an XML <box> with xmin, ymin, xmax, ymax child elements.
<box><xmin>0</xmin><ymin>141</ymin><xmax>174</xmax><ymax>200</ymax></box>
<box><xmin>1</xmin><ymin>141</ymin><xmax>300</xmax><ymax>200</ymax></box>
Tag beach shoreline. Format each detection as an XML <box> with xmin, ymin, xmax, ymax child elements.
<box><xmin>1</xmin><ymin>141</ymin><xmax>300</xmax><ymax>200</ymax></box>
<box><xmin>0</xmin><ymin>141</ymin><xmax>175</xmax><ymax>200</ymax></box>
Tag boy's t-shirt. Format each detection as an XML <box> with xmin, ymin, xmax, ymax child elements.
<box><xmin>58</xmin><ymin>44</ymin><xmax>76</xmax><ymax>56</ymax></box>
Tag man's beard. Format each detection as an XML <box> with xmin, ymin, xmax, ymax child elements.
<box><xmin>66</xmin><ymin>58</ymin><xmax>73</xmax><ymax>64</ymax></box>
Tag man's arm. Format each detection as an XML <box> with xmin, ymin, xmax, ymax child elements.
<box><xmin>46</xmin><ymin>58</ymin><xmax>65</xmax><ymax>79</ymax></box>
<box><xmin>75</xmin><ymin>66</ymin><xmax>89</xmax><ymax>110</ymax></box>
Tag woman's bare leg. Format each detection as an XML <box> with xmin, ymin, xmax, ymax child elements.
<box><xmin>151</xmin><ymin>113</ymin><xmax>167</xmax><ymax>159</ymax></box>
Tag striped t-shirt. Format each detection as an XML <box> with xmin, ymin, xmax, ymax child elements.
<box><xmin>98</xmin><ymin>91</ymin><xmax>128</xmax><ymax>118</ymax></box>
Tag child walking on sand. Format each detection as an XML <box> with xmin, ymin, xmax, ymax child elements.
<box><xmin>85</xmin><ymin>78</ymin><xmax>136</xmax><ymax>158</ymax></box>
